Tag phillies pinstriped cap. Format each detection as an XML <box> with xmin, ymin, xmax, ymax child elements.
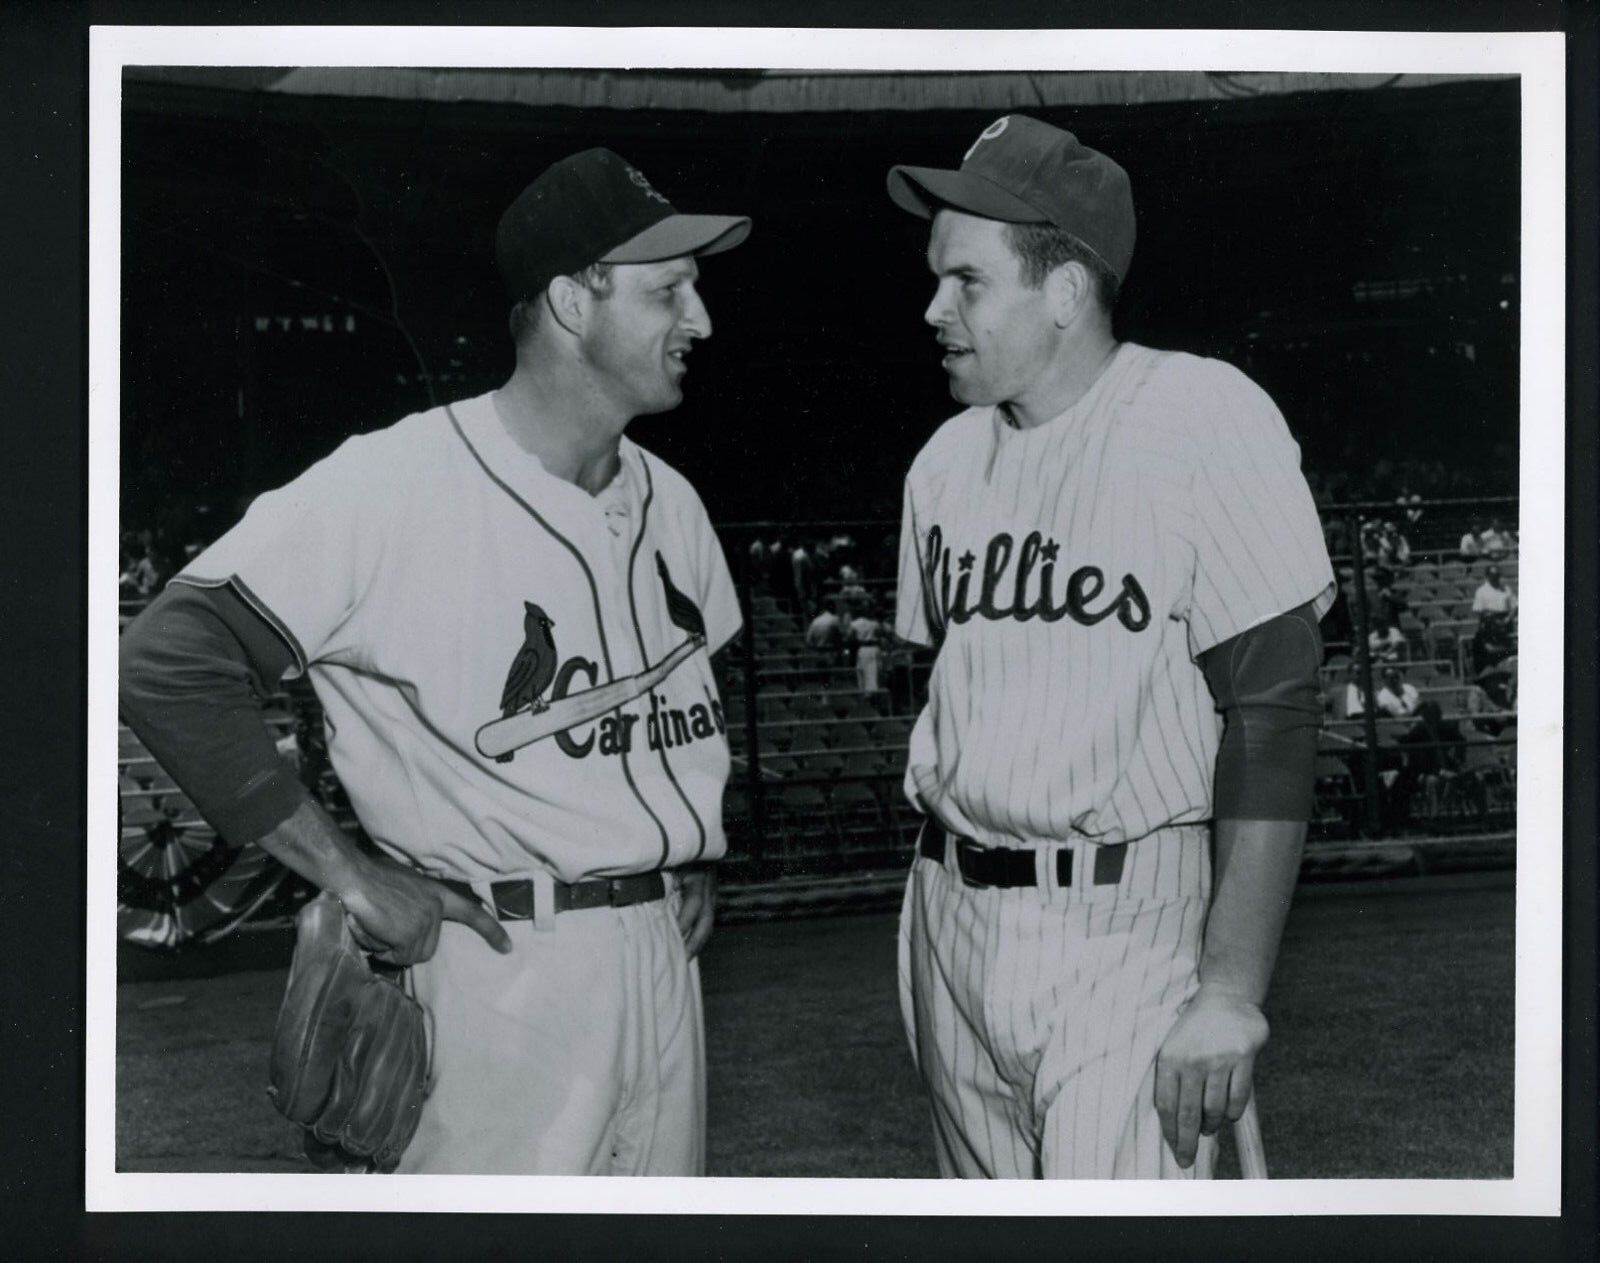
<box><xmin>887</xmin><ymin>115</ymin><xmax>1135</xmax><ymax>283</ymax></box>
<box><xmin>496</xmin><ymin>148</ymin><xmax>752</xmax><ymax>300</ymax></box>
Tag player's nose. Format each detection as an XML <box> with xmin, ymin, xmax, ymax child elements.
<box><xmin>923</xmin><ymin>280</ymin><xmax>954</xmax><ymax>328</ymax></box>
<box><xmin>680</xmin><ymin>282</ymin><xmax>712</xmax><ymax>340</ymax></box>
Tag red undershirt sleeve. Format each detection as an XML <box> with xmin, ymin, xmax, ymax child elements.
<box><xmin>118</xmin><ymin>581</ymin><xmax>311</xmax><ymax>844</ymax></box>
<box><xmin>1198</xmin><ymin>600</ymin><xmax>1325</xmax><ymax>822</ymax></box>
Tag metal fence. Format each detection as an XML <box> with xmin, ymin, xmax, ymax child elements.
<box><xmin>116</xmin><ymin>494</ymin><xmax>1519</xmax><ymax>941</ymax></box>
<box><xmin>714</xmin><ymin>496</ymin><xmax>1518</xmax><ymax>879</ymax></box>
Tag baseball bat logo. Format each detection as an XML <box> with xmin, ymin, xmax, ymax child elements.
<box><xmin>474</xmin><ymin>554</ymin><xmax>708</xmax><ymax>761</ymax></box>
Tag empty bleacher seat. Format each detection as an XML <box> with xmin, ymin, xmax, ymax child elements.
<box><xmin>834</xmin><ymin>722</ymin><xmax>872</xmax><ymax>751</ymax></box>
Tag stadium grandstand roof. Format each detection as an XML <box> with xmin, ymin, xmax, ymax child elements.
<box><xmin>124</xmin><ymin>66</ymin><xmax>1512</xmax><ymax>112</ymax></box>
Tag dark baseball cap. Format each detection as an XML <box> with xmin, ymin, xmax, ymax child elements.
<box><xmin>496</xmin><ymin>148</ymin><xmax>751</xmax><ymax>301</ymax></box>
<box><xmin>887</xmin><ymin>114</ymin><xmax>1135</xmax><ymax>283</ymax></box>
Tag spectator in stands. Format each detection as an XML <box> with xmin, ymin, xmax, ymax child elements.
<box><xmin>812</xmin><ymin>536</ymin><xmax>836</xmax><ymax>574</ymax></box>
<box><xmin>852</xmin><ymin>609</ymin><xmax>883</xmax><ymax>694</ymax></box>
<box><xmin>805</xmin><ymin>600</ymin><xmax>844</xmax><ymax>652</ymax></box>
<box><xmin>1337</xmin><ymin>714</ymin><xmax>1407</xmax><ymax>830</ymax></box>
<box><xmin>1458</xmin><ymin>521</ymin><xmax>1483</xmax><ymax>562</ymax></box>
<box><xmin>791</xmin><ymin>540</ymin><xmax>817</xmax><ymax>618</ymax></box>
<box><xmin>1358</xmin><ymin>518</ymin><xmax>1383</xmax><ymax>565</ymax></box>
<box><xmin>767</xmin><ymin>535</ymin><xmax>790</xmax><ymax>597</ymax></box>
<box><xmin>1342</xmin><ymin>664</ymin><xmax>1371</xmax><ymax>719</ymax></box>
<box><xmin>1395</xmin><ymin>701</ymin><xmax>1483</xmax><ymax>822</ymax></box>
<box><xmin>1462</xmin><ymin>679</ymin><xmax>1507</xmax><ymax>737</ymax></box>
<box><xmin>748</xmin><ymin>535</ymin><xmax>768</xmax><ymax>582</ymax></box>
<box><xmin>1472</xmin><ymin>657</ymin><xmax>1517</xmax><ymax>725</ymax></box>
<box><xmin>1374</xmin><ymin>573</ymin><xmax>1408</xmax><ymax>630</ymax></box>
<box><xmin>118</xmin><ymin>535</ymin><xmax>142</xmax><ymax>599</ymax></box>
<box><xmin>1321</xmin><ymin>577</ymin><xmax>1354</xmax><ymax>654</ymax></box>
<box><xmin>1478</xmin><ymin>518</ymin><xmax>1510</xmax><ymax>559</ymax></box>
<box><xmin>1368</xmin><ymin>617</ymin><xmax>1407</xmax><ymax>664</ymax></box>
<box><xmin>1470</xmin><ymin>610</ymin><xmax>1516</xmax><ymax>677</ymax></box>
<box><xmin>1472</xmin><ymin>564</ymin><xmax>1517</xmax><ymax>617</ymax></box>
<box><xmin>120</xmin><ymin>533</ymin><xmax>161</xmax><ymax>599</ymax></box>
<box><xmin>1374</xmin><ymin>665</ymin><xmax>1420</xmax><ymax>718</ymax></box>
<box><xmin>1376</xmin><ymin>520</ymin><xmax>1410</xmax><ymax>568</ymax></box>
<box><xmin>848</xmin><ymin>603</ymin><xmax>883</xmax><ymax>648</ymax></box>
<box><xmin>838</xmin><ymin>572</ymin><xmax>869</xmax><ymax>612</ymax></box>
<box><xmin>1397</xmin><ymin>489</ymin><xmax>1424</xmax><ymax>528</ymax></box>
<box><xmin>1322</xmin><ymin>517</ymin><xmax>1350</xmax><ymax>562</ymax></box>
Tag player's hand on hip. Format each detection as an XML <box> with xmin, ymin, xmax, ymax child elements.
<box><xmin>334</xmin><ymin>854</ymin><xmax>513</xmax><ymax>965</ymax></box>
<box><xmin>1153</xmin><ymin>986</ymin><xmax>1269</xmax><ymax>1169</ymax></box>
<box><xmin>674</xmin><ymin>865</ymin><xmax>717</xmax><ymax>959</ymax></box>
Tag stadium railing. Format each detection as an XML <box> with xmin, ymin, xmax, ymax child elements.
<box><xmin>114</xmin><ymin>495</ymin><xmax>1518</xmax><ymax>942</ymax></box>
<box><xmin>714</xmin><ymin>496</ymin><xmax>1517</xmax><ymax>878</ymax></box>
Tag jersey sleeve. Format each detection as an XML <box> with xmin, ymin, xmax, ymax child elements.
<box><xmin>894</xmin><ymin>472</ymin><xmax>934</xmax><ymax>648</ymax></box>
<box><xmin>1182</xmin><ymin>361</ymin><xmax>1335</xmax><ymax>658</ymax></box>
<box><xmin>118</xmin><ymin>583</ymin><xmax>310</xmax><ymax>844</ymax></box>
<box><xmin>685</xmin><ymin>487</ymin><xmax>742</xmax><ymax>656</ymax></box>
<box><xmin>171</xmin><ymin>434</ymin><xmax>397</xmax><ymax>675</ymax></box>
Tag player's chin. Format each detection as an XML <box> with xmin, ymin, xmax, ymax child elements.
<box><xmin>945</xmin><ymin>374</ymin><xmax>991</xmax><ymax>406</ymax></box>
<box><xmin>638</xmin><ymin>382</ymin><xmax>686</xmax><ymax>415</ymax></box>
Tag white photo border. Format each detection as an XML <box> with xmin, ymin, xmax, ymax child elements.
<box><xmin>87</xmin><ymin>24</ymin><xmax>1566</xmax><ymax>1216</ymax></box>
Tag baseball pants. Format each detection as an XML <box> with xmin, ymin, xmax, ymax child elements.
<box><xmin>399</xmin><ymin>883</ymin><xmax>704</xmax><ymax>1175</ymax></box>
<box><xmin>898</xmin><ymin>823</ymin><xmax>1216</xmax><ymax>1179</ymax></box>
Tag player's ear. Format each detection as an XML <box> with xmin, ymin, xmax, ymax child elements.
<box><xmin>544</xmin><ymin>275</ymin><xmax>588</xmax><ymax>336</ymax></box>
<box><xmin>1046</xmin><ymin>261</ymin><xmax>1092</xmax><ymax>328</ymax></box>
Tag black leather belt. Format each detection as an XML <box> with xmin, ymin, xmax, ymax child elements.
<box><xmin>442</xmin><ymin>871</ymin><xmax>666</xmax><ymax>922</ymax></box>
<box><xmin>919</xmin><ymin>820</ymin><xmax>1126</xmax><ymax>889</ymax></box>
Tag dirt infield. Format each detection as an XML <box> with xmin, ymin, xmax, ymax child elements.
<box><xmin>114</xmin><ymin>870</ymin><xmax>1513</xmax><ymax>1179</ymax></box>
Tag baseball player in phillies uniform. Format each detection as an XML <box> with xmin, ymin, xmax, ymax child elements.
<box><xmin>886</xmin><ymin>116</ymin><xmax>1333</xmax><ymax>1178</ymax></box>
<box><xmin>119</xmin><ymin>149</ymin><xmax>750</xmax><ymax>1173</ymax></box>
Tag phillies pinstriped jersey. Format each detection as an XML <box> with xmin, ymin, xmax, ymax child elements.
<box><xmin>894</xmin><ymin>342</ymin><xmax>1335</xmax><ymax>845</ymax></box>
<box><xmin>175</xmin><ymin>391</ymin><xmax>741</xmax><ymax>885</ymax></box>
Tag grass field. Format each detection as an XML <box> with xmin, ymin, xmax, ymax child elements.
<box><xmin>115</xmin><ymin>870</ymin><xmax>1513</xmax><ymax>1179</ymax></box>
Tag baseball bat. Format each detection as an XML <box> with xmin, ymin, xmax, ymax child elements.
<box><xmin>1234</xmin><ymin>1096</ymin><xmax>1269</xmax><ymax>1179</ymax></box>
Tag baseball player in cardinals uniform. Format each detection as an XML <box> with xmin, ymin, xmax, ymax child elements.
<box><xmin>886</xmin><ymin>116</ymin><xmax>1333</xmax><ymax>1179</ymax></box>
<box><xmin>119</xmin><ymin>149</ymin><xmax>750</xmax><ymax>1174</ymax></box>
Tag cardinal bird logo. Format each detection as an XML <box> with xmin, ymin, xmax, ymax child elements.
<box><xmin>473</xmin><ymin>566</ymin><xmax>711</xmax><ymax>763</ymax></box>
<box><xmin>494</xmin><ymin>602</ymin><xmax>558</xmax><ymax>763</ymax></box>
<box><xmin>656</xmin><ymin>552</ymin><xmax>706</xmax><ymax>643</ymax></box>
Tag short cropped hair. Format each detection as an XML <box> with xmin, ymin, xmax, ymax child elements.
<box><xmin>509</xmin><ymin>261</ymin><xmax>616</xmax><ymax>343</ymax></box>
<box><xmin>1003</xmin><ymin>221</ymin><xmax>1122</xmax><ymax>312</ymax></box>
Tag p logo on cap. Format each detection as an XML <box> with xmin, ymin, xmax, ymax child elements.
<box><xmin>886</xmin><ymin>113</ymin><xmax>1136</xmax><ymax>284</ymax></box>
<box><xmin>965</xmin><ymin>117</ymin><xmax>1011</xmax><ymax>162</ymax></box>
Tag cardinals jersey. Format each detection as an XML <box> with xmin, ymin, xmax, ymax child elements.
<box><xmin>174</xmin><ymin>392</ymin><xmax>741</xmax><ymax>884</ymax></box>
<box><xmin>894</xmin><ymin>343</ymin><xmax>1334</xmax><ymax>846</ymax></box>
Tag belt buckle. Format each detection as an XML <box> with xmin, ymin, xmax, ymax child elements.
<box><xmin>491</xmin><ymin>879</ymin><xmax>535</xmax><ymax>922</ymax></box>
<box><xmin>605</xmin><ymin>877</ymin><xmax>622</xmax><ymax>907</ymax></box>
<box><xmin>954</xmin><ymin>840</ymin><xmax>985</xmax><ymax>889</ymax></box>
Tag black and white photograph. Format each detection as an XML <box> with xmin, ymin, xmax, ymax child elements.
<box><xmin>87</xmin><ymin>26</ymin><xmax>1565</xmax><ymax>1215</ymax></box>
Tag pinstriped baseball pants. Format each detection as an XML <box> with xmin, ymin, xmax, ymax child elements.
<box><xmin>898</xmin><ymin>824</ymin><xmax>1217</xmax><ymax>1179</ymax></box>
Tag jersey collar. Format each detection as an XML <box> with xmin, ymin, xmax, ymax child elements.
<box><xmin>450</xmin><ymin>391</ymin><xmax>645</xmax><ymax>523</ymax></box>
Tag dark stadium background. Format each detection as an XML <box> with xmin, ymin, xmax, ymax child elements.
<box><xmin>108</xmin><ymin>66</ymin><xmax>1540</xmax><ymax>1194</ymax></box>
<box><xmin>119</xmin><ymin>72</ymin><xmax>1519</xmax><ymax>535</ymax></box>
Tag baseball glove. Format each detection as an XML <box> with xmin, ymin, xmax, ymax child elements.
<box><xmin>267</xmin><ymin>892</ymin><xmax>431</xmax><ymax>1173</ymax></box>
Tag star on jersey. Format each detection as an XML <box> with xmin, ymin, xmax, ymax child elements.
<box><xmin>922</xmin><ymin>524</ymin><xmax>1151</xmax><ymax>636</ymax></box>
